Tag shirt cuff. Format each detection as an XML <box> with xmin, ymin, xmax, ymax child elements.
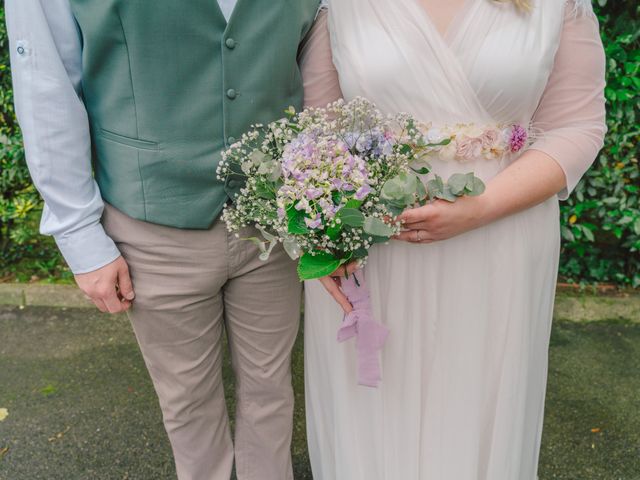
<box><xmin>54</xmin><ymin>222</ymin><xmax>121</xmax><ymax>274</ymax></box>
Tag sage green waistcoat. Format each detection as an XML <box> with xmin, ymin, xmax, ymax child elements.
<box><xmin>69</xmin><ymin>0</ymin><xmax>319</xmax><ymax>228</ymax></box>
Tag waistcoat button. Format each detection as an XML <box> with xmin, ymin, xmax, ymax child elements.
<box><xmin>228</xmin><ymin>136</ymin><xmax>236</xmax><ymax>144</ymax></box>
<box><xmin>225</xmin><ymin>38</ymin><xmax>236</xmax><ymax>49</ymax></box>
<box><xmin>226</xmin><ymin>89</ymin><xmax>237</xmax><ymax>100</ymax></box>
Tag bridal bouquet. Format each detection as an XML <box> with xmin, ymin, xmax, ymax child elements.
<box><xmin>218</xmin><ymin>98</ymin><xmax>485</xmax><ymax>279</ymax></box>
<box><xmin>217</xmin><ymin>97</ymin><xmax>485</xmax><ymax>386</ymax></box>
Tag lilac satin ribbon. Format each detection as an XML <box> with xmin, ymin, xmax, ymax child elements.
<box><xmin>337</xmin><ymin>272</ymin><xmax>390</xmax><ymax>388</ymax></box>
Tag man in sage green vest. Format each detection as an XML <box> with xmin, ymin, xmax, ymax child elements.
<box><xmin>7</xmin><ymin>1</ymin><xmax>325</xmax><ymax>478</ymax></box>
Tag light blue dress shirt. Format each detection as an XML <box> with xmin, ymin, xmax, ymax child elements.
<box><xmin>5</xmin><ymin>0</ymin><xmax>238</xmax><ymax>274</ymax></box>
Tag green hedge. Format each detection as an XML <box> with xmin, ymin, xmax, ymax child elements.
<box><xmin>0</xmin><ymin>2</ymin><xmax>638</xmax><ymax>285</ymax></box>
<box><xmin>559</xmin><ymin>0</ymin><xmax>640</xmax><ymax>287</ymax></box>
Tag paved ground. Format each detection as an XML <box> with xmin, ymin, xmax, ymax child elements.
<box><xmin>0</xmin><ymin>305</ymin><xmax>639</xmax><ymax>480</ymax></box>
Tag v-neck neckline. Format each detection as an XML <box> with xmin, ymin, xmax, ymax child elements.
<box><xmin>413</xmin><ymin>0</ymin><xmax>476</xmax><ymax>44</ymax></box>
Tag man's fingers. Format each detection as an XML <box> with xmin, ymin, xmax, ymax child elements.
<box><xmin>92</xmin><ymin>298</ymin><xmax>109</xmax><ymax>313</ymax></box>
<box><xmin>117</xmin><ymin>264</ymin><xmax>135</xmax><ymax>301</ymax></box>
<box><xmin>319</xmin><ymin>277</ymin><xmax>353</xmax><ymax>313</ymax></box>
<box><xmin>102</xmin><ymin>290</ymin><xmax>129</xmax><ymax>314</ymax></box>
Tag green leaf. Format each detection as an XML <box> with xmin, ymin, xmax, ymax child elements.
<box><xmin>297</xmin><ymin>251</ymin><xmax>342</xmax><ymax>280</ymax></box>
<box><xmin>582</xmin><ymin>225</ymin><xmax>595</xmax><ymax>242</ymax></box>
<box><xmin>255</xmin><ymin>181</ymin><xmax>275</xmax><ymax>200</ymax></box>
<box><xmin>447</xmin><ymin>173</ymin><xmax>469</xmax><ymax>196</ymax></box>
<box><xmin>424</xmin><ymin>137</ymin><xmax>452</xmax><ymax>147</ymax></box>
<box><xmin>436</xmin><ymin>186</ymin><xmax>458</xmax><ymax>203</ymax></box>
<box><xmin>426</xmin><ymin>176</ymin><xmax>444</xmax><ymax>199</ymax></box>
<box><xmin>337</xmin><ymin>208</ymin><xmax>365</xmax><ymax>227</ymax></box>
<box><xmin>381</xmin><ymin>200</ymin><xmax>406</xmax><ymax>217</ymax></box>
<box><xmin>381</xmin><ymin>172</ymin><xmax>418</xmax><ymax>205</ymax></box>
<box><xmin>416</xmin><ymin>181</ymin><xmax>428</xmax><ymax>204</ymax></box>
<box><xmin>561</xmin><ymin>226</ymin><xmax>575</xmax><ymax>242</ymax></box>
<box><xmin>344</xmin><ymin>199</ymin><xmax>364</xmax><ymax>209</ymax></box>
<box><xmin>283</xmin><ymin>237</ymin><xmax>302</xmax><ymax>260</ymax></box>
<box><xmin>465</xmin><ymin>175</ymin><xmax>486</xmax><ymax>196</ymax></box>
<box><xmin>363</xmin><ymin>216</ymin><xmax>395</xmax><ymax>237</ymax></box>
<box><xmin>325</xmin><ymin>222</ymin><xmax>342</xmax><ymax>240</ymax></box>
<box><xmin>286</xmin><ymin>207</ymin><xmax>309</xmax><ymax>235</ymax></box>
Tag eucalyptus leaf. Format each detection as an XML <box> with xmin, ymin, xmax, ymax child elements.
<box><xmin>243</xmin><ymin>231</ymin><xmax>276</xmax><ymax>262</ymax></box>
<box><xmin>436</xmin><ymin>186</ymin><xmax>458</xmax><ymax>203</ymax></box>
<box><xmin>283</xmin><ymin>237</ymin><xmax>302</xmax><ymax>260</ymax></box>
<box><xmin>363</xmin><ymin>216</ymin><xmax>395</xmax><ymax>237</ymax></box>
<box><xmin>381</xmin><ymin>200</ymin><xmax>406</xmax><ymax>217</ymax></box>
<box><xmin>416</xmin><ymin>181</ymin><xmax>428</xmax><ymax>204</ymax></box>
<box><xmin>466</xmin><ymin>176</ymin><xmax>486</xmax><ymax>196</ymax></box>
<box><xmin>427</xmin><ymin>176</ymin><xmax>444</xmax><ymax>199</ymax></box>
<box><xmin>447</xmin><ymin>173</ymin><xmax>469</xmax><ymax>196</ymax></box>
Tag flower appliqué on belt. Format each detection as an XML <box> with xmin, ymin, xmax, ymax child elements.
<box><xmin>419</xmin><ymin>123</ymin><xmax>530</xmax><ymax>162</ymax></box>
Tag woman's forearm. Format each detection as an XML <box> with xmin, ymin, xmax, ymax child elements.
<box><xmin>478</xmin><ymin>150</ymin><xmax>567</xmax><ymax>225</ymax></box>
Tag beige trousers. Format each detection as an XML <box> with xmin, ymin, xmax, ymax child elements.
<box><xmin>102</xmin><ymin>204</ymin><xmax>301</xmax><ymax>480</ymax></box>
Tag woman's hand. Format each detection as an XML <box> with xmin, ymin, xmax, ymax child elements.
<box><xmin>318</xmin><ymin>261</ymin><xmax>361</xmax><ymax>313</ymax></box>
<box><xmin>395</xmin><ymin>195</ymin><xmax>490</xmax><ymax>243</ymax></box>
<box><xmin>395</xmin><ymin>150</ymin><xmax>568</xmax><ymax>244</ymax></box>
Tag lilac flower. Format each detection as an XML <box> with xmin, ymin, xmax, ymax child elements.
<box><xmin>331</xmin><ymin>179</ymin><xmax>345</xmax><ymax>190</ymax></box>
<box><xmin>318</xmin><ymin>198</ymin><xmax>338</xmax><ymax>219</ymax></box>
<box><xmin>355</xmin><ymin>184</ymin><xmax>372</xmax><ymax>200</ymax></box>
<box><xmin>305</xmin><ymin>214</ymin><xmax>322</xmax><ymax>229</ymax></box>
<box><xmin>509</xmin><ymin>125</ymin><xmax>528</xmax><ymax>153</ymax></box>
<box><xmin>305</xmin><ymin>187</ymin><xmax>324</xmax><ymax>200</ymax></box>
<box><xmin>295</xmin><ymin>198</ymin><xmax>309</xmax><ymax>211</ymax></box>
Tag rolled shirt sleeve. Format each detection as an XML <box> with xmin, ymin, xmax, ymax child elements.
<box><xmin>6</xmin><ymin>0</ymin><xmax>121</xmax><ymax>273</ymax></box>
<box><xmin>528</xmin><ymin>0</ymin><xmax>607</xmax><ymax>200</ymax></box>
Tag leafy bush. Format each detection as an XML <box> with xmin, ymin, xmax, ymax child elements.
<box><xmin>0</xmin><ymin>9</ymin><xmax>68</xmax><ymax>281</ymax></box>
<box><xmin>0</xmin><ymin>2</ymin><xmax>638</xmax><ymax>285</ymax></box>
<box><xmin>559</xmin><ymin>0</ymin><xmax>640</xmax><ymax>287</ymax></box>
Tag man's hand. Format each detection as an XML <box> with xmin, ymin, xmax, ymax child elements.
<box><xmin>74</xmin><ymin>256</ymin><xmax>135</xmax><ymax>314</ymax></box>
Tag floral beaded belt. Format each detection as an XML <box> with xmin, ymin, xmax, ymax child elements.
<box><xmin>416</xmin><ymin>122</ymin><xmax>531</xmax><ymax>162</ymax></box>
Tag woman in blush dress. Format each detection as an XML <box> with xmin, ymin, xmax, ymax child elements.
<box><xmin>299</xmin><ymin>1</ymin><xmax>606</xmax><ymax>478</ymax></box>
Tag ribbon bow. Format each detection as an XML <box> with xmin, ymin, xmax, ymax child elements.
<box><xmin>337</xmin><ymin>272</ymin><xmax>389</xmax><ymax>388</ymax></box>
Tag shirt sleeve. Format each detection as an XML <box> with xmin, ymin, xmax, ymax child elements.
<box><xmin>528</xmin><ymin>0</ymin><xmax>607</xmax><ymax>200</ymax></box>
<box><xmin>299</xmin><ymin>8</ymin><xmax>343</xmax><ymax>109</ymax></box>
<box><xmin>6</xmin><ymin>0</ymin><xmax>121</xmax><ymax>274</ymax></box>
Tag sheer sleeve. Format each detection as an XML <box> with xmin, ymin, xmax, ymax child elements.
<box><xmin>299</xmin><ymin>8</ymin><xmax>343</xmax><ymax>109</ymax></box>
<box><xmin>528</xmin><ymin>1</ymin><xmax>607</xmax><ymax>200</ymax></box>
